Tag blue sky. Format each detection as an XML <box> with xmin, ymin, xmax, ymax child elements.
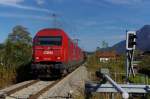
<box><xmin>0</xmin><ymin>0</ymin><xmax>150</xmax><ymax>51</ymax></box>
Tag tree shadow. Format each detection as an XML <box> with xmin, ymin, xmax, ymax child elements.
<box><xmin>16</xmin><ymin>62</ymin><xmax>33</xmax><ymax>83</ymax></box>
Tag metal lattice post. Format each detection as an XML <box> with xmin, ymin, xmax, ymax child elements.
<box><xmin>126</xmin><ymin>50</ymin><xmax>129</xmax><ymax>83</ymax></box>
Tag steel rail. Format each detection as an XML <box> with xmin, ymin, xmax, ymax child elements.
<box><xmin>2</xmin><ymin>80</ymin><xmax>39</xmax><ymax>97</ymax></box>
<box><xmin>29</xmin><ymin>80</ymin><xmax>59</xmax><ymax>99</ymax></box>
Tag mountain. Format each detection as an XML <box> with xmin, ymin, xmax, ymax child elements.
<box><xmin>112</xmin><ymin>40</ymin><xmax>126</xmax><ymax>54</ymax></box>
<box><xmin>136</xmin><ymin>25</ymin><xmax>150</xmax><ymax>51</ymax></box>
<box><xmin>112</xmin><ymin>25</ymin><xmax>150</xmax><ymax>53</ymax></box>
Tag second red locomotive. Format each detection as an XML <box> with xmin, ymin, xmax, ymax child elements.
<box><xmin>32</xmin><ymin>28</ymin><xmax>84</xmax><ymax>77</ymax></box>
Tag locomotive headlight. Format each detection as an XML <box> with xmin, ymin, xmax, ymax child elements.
<box><xmin>57</xmin><ymin>56</ymin><xmax>61</xmax><ymax>60</ymax></box>
<box><xmin>36</xmin><ymin>57</ymin><xmax>39</xmax><ymax>59</ymax></box>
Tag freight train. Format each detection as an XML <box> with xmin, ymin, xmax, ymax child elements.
<box><xmin>31</xmin><ymin>28</ymin><xmax>85</xmax><ymax>78</ymax></box>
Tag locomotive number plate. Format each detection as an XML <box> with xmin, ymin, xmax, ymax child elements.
<box><xmin>43</xmin><ymin>51</ymin><xmax>53</xmax><ymax>54</ymax></box>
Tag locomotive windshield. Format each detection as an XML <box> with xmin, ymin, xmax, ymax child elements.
<box><xmin>35</xmin><ymin>36</ymin><xmax>62</xmax><ymax>46</ymax></box>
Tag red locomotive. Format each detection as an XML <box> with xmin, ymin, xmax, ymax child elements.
<box><xmin>31</xmin><ymin>28</ymin><xmax>85</xmax><ymax>77</ymax></box>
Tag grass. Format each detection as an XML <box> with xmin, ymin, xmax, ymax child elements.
<box><xmin>0</xmin><ymin>63</ymin><xmax>31</xmax><ymax>89</ymax></box>
<box><xmin>85</xmin><ymin>53</ymin><xmax>126</xmax><ymax>82</ymax></box>
<box><xmin>0</xmin><ymin>66</ymin><xmax>16</xmax><ymax>89</ymax></box>
<box><xmin>129</xmin><ymin>74</ymin><xmax>150</xmax><ymax>84</ymax></box>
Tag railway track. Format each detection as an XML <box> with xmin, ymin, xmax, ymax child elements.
<box><xmin>7</xmin><ymin>80</ymin><xmax>39</xmax><ymax>96</ymax></box>
<box><xmin>0</xmin><ymin>64</ymin><xmax>87</xmax><ymax>99</ymax></box>
<box><xmin>28</xmin><ymin>80</ymin><xmax>59</xmax><ymax>99</ymax></box>
<box><xmin>0</xmin><ymin>80</ymin><xmax>59</xmax><ymax>99</ymax></box>
<box><xmin>0</xmin><ymin>80</ymin><xmax>38</xmax><ymax>98</ymax></box>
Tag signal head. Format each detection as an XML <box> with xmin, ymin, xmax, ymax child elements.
<box><xmin>126</xmin><ymin>31</ymin><xmax>136</xmax><ymax>50</ymax></box>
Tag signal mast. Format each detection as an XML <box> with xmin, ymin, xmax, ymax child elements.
<box><xmin>126</xmin><ymin>31</ymin><xmax>137</xmax><ymax>83</ymax></box>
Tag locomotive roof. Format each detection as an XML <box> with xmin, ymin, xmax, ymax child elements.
<box><xmin>36</xmin><ymin>28</ymin><xmax>68</xmax><ymax>37</ymax></box>
<box><xmin>37</xmin><ymin>28</ymin><xmax>64</xmax><ymax>33</ymax></box>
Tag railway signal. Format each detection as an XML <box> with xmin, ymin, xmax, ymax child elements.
<box><xmin>126</xmin><ymin>31</ymin><xmax>137</xmax><ymax>50</ymax></box>
<box><xmin>125</xmin><ymin>31</ymin><xmax>137</xmax><ymax>83</ymax></box>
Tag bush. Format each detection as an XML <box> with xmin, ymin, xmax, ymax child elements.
<box><xmin>0</xmin><ymin>25</ymin><xmax>32</xmax><ymax>88</ymax></box>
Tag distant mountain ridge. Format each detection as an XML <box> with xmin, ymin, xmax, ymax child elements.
<box><xmin>136</xmin><ymin>25</ymin><xmax>150</xmax><ymax>51</ymax></box>
<box><xmin>108</xmin><ymin>25</ymin><xmax>150</xmax><ymax>54</ymax></box>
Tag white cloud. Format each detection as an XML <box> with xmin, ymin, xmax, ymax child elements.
<box><xmin>84</xmin><ymin>0</ymin><xmax>143</xmax><ymax>5</ymax></box>
<box><xmin>0</xmin><ymin>13</ymin><xmax>51</xmax><ymax>21</ymax></box>
<box><xmin>36</xmin><ymin>0</ymin><xmax>45</xmax><ymax>5</ymax></box>
<box><xmin>0</xmin><ymin>0</ymin><xmax>50</xmax><ymax>13</ymax></box>
<box><xmin>0</xmin><ymin>0</ymin><xmax>23</xmax><ymax>5</ymax></box>
<box><xmin>50</xmin><ymin>0</ymin><xmax>65</xmax><ymax>3</ymax></box>
<box><xmin>8</xmin><ymin>4</ymin><xmax>49</xmax><ymax>12</ymax></box>
<box><xmin>36</xmin><ymin>0</ymin><xmax>65</xmax><ymax>5</ymax></box>
<box><xmin>103</xmin><ymin>0</ymin><xmax>143</xmax><ymax>5</ymax></box>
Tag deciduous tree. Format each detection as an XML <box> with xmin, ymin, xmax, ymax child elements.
<box><xmin>3</xmin><ymin>25</ymin><xmax>32</xmax><ymax>67</ymax></box>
